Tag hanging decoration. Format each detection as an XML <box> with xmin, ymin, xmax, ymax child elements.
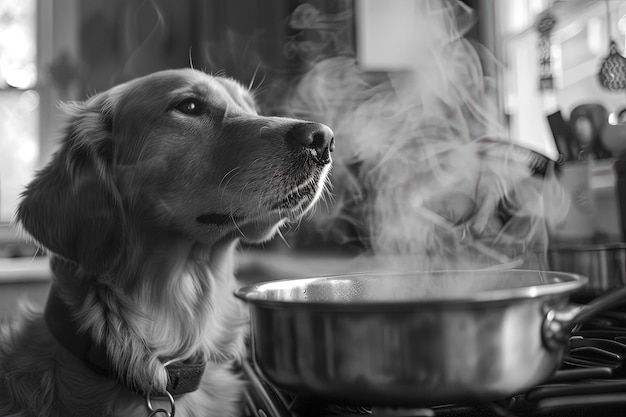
<box><xmin>598</xmin><ymin>0</ymin><xmax>626</xmax><ymax>90</ymax></box>
<box><xmin>536</xmin><ymin>10</ymin><xmax>556</xmax><ymax>91</ymax></box>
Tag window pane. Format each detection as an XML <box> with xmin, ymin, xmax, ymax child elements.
<box><xmin>0</xmin><ymin>90</ymin><xmax>39</xmax><ymax>222</ymax></box>
<box><xmin>0</xmin><ymin>0</ymin><xmax>38</xmax><ymax>223</ymax></box>
<box><xmin>0</xmin><ymin>0</ymin><xmax>37</xmax><ymax>88</ymax></box>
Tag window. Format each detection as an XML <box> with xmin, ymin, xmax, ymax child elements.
<box><xmin>0</xmin><ymin>0</ymin><xmax>38</xmax><ymax>223</ymax></box>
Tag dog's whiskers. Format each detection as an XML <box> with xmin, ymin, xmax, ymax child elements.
<box><xmin>250</xmin><ymin>86</ymin><xmax>267</xmax><ymax>101</ymax></box>
<box><xmin>188</xmin><ymin>46</ymin><xmax>194</xmax><ymax>69</ymax></box>
<box><xmin>212</xmin><ymin>68</ymin><xmax>227</xmax><ymax>78</ymax></box>
<box><xmin>217</xmin><ymin>166</ymin><xmax>242</xmax><ymax>198</ymax></box>
<box><xmin>276</xmin><ymin>229</ymin><xmax>291</xmax><ymax>249</ymax></box>
<box><xmin>231</xmin><ymin>214</ymin><xmax>247</xmax><ymax>240</ymax></box>
<box><xmin>248</xmin><ymin>62</ymin><xmax>263</xmax><ymax>91</ymax></box>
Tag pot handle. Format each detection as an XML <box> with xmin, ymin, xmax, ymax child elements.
<box><xmin>542</xmin><ymin>286</ymin><xmax>626</xmax><ymax>351</ymax></box>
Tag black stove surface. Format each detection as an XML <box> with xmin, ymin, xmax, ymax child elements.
<box><xmin>242</xmin><ymin>296</ymin><xmax>626</xmax><ymax>417</ymax></box>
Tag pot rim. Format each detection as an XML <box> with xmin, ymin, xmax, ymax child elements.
<box><xmin>235</xmin><ymin>269</ymin><xmax>588</xmax><ymax>309</ymax></box>
<box><xmin>548</xmin><ymin>242</ymin><xmax>626</xmax><ymax>251</ymax></box>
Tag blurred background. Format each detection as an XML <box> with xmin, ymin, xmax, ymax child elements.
<box><xmin>3</xmin><ymin>0</ymin><xmax>626</xmax><ymax>313</ymax></box>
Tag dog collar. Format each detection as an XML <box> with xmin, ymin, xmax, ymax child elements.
<box><xmin>44</xmin><ymin>284</ymin><xmax>206</xmax><ymax>397</ymax></box>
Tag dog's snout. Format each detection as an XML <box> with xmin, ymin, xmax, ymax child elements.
<box><xmin>286</xmin><ymin>122</ymin><xmax>335</xmax><ymax>165</ymax></box>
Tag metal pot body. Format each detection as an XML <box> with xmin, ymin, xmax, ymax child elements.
<box><xmin>237</xmin><ymin>270</ymin><xmax>587</xmax><ymax>406</ymax></box>
<box><xmin>548</xmin><ymin>243</ymin><xmax>626</xmax><ymax>290</ymax></box>
<box><xmin>249</xmin><ymin>297</ymin><xmax>569</xmax><ymax>406</ymax></box>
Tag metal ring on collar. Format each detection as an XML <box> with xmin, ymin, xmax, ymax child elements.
<box><xmin>146</xmin><ymin>390</ymin><xmax>175</xmax><ymax>417</ymax></box>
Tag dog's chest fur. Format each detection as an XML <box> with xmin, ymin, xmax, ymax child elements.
<box><xmin>0</xmin><ymin>243</ymin><xmax>248</xmax><ymax>417</ymax></box>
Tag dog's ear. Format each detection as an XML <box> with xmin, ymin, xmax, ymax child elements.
<box><xmin>17</xmin><ymin>93</ymin><xmax>123</xmax><ymax>275</ymax></box>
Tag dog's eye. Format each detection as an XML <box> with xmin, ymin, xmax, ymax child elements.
<box><xmin>174</xmin><ymin>98</ymin><xmax>204</xmax><ymax>116</ymax></box>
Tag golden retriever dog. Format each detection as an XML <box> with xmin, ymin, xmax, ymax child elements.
<box><xmin>0</xmin><ymin>68</ymin><xmax>334</xmax><ymax>416</ymax></box>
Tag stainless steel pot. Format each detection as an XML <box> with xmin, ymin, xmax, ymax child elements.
<box><xmin>548</xmin><ymin>242</ymin><xmax>626</xmax><ymax>290</ymax></box>
<box><xmin>235</xmin><ymin>270</ymin><xmax>626</xmax><ymax>406</ymax></box>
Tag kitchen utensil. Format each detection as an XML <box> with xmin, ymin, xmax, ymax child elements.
<box><xmin>569</xmin><ymin>103</ymin><xmax>610</xmax><ymax>159</ymax></box>
<box><xmin>476</xmin><ymin>138</ymin><xmax>552</xmax><ymax>177</ymax></box>
<box><xmin>598</xmin><ymin>40</ymin><xmax>626</xmax><ymax>90</ymax></box>
<box><xmin>598</xmin><ymin>0</ymin><xmax>626</xmax><ymax>91</ymax></box>
<box><xmin>615</xmin><ymin>157</ymin><xmax>626</xmax><ymax>241</ymax></box>
<box><xmin>547</xmin><ymin>111</ymin><xmax>575</xmax><ymax>162</ymax></box>
<box><xmin>547</xmin><ymin>242</ymin><xmax>626</xmax><ymax>291</ymax></box>
<box><xmin>235</xmin><ymin>270</ymin><xmax>626</xmax><ymax>406</ymax></box>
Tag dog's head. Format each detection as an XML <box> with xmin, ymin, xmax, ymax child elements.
<box><xmin>17</xmin><ymin>68</ymin><xmax>334</xmax><ymax>274</ymax></box>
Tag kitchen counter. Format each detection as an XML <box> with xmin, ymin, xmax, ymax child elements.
<box><xmin>0</xmin><ymin>257</ymin><xmax>51</xmax><ymax>319</ymax></box>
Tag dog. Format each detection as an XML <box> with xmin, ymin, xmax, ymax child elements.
<box><xmin>0</xmin><ymin>68</ymin><xmax>334</xmax><ymax>416</ymax></box>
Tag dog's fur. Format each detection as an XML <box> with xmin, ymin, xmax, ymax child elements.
<box><xmin>0</xmin><ymin>68</ymin><xmax>333</xmax><ymax>417</ymax></box>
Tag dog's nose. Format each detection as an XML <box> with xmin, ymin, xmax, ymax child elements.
<box><xmin>286</xmin><ymin>122</ymin><xmax>335</xmax><ymax>165</ymax></box>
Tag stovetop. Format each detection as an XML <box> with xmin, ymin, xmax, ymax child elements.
<box><xmin>241</xmin><ymin>295</ymin><xmax>626</xmax><ymax>417</ymax></box>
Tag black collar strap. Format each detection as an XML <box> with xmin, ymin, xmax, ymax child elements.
<box><xmin>44</xmin><ymin>284</ymin><xmax>206</xmax><ymax>397</ymax></box>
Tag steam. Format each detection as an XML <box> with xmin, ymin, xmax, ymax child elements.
<box><xmin>282</xmin><ymin>0</ymin><xmax>567</xmax><ymax>269</ymax></box>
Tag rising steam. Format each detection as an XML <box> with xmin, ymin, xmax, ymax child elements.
<box><xmin>282</xmin><ymin>0</ymin><xmax>567</xmax><ymax>270</ymax></box>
